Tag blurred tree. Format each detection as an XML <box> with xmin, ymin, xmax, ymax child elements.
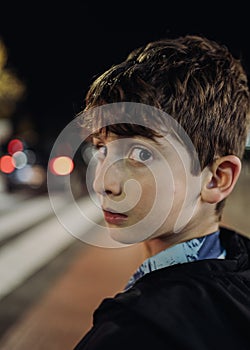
<box><xmin>0</xmin><ymin>39</ymin><xmax>25</xmax><ymax>120</ymax></box>
<box><xmin>0</xmin><ymin>38</ymin><xmax>26</xmax><ymax>192</ymax></box>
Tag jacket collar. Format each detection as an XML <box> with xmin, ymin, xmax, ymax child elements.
<box><xmin>219</xmin><ymin>226</ymin><xmax>250</xmax><ymax>270</ymax></box>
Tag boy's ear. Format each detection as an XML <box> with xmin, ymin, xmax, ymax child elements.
<box><xmin>201</xmin><ymin>155</ymin><xmax>241</xmax><ymax>204</ymax></box>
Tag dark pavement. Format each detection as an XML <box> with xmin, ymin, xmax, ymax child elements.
<box><xmin>0</xmin><ymin>228</ymin><xmax>142</xmax><ymax>350</ymax></box>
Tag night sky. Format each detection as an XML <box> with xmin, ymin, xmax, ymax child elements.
<box><xmin>1</xmin><ymin>2</ymin><xmax>250</xmax><ymax>158</ymax></box>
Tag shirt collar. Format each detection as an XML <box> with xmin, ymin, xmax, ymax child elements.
<box><xmin>124</xmin><ymin>230</ymin><xmax>226</xmax><ymax>291</ymax></box>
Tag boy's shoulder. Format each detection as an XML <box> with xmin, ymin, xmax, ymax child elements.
<box><xmin>75</xmin><ymin>227</ymin><xmax>250</xmax><ymax>350</ymax></box>
<box><xmin>115</xmin><ymin>226</ymin><xmax>250</xmax><ymax>320</ymax></box>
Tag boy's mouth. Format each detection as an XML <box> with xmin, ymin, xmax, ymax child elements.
<box><xmin>102</xmin><ymin>209</ymin><xmax>128</xmax><ymax>225</ymax></box>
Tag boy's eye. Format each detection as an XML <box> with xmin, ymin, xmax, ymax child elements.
<box><xmin>93</xmin><ymin>145</ymin><xmax>107</xmax><ymax>159</ymax></box>
<box><xmin>128</xmin><ymin>147</ymin><xmax>153</xmax><ymax>163</ymax></box>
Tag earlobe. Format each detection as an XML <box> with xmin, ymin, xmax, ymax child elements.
<box><xmin>201</xmin><ymin>155</ymin><xmax>241</xmax><ymax>204</ymax></box>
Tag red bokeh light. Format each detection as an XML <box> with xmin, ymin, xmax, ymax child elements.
<box><xmin>0</xmin><ymin>155</ymin><xmax>15</xmax><ymax>174</ymax></box>
<box><xmin>7</xmin><ymin>139</ymin><xmax>24</xmax><ymax>155</ymax></box>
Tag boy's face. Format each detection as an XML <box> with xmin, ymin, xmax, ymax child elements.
<box><xmin>92</xmin><ymin>131</ymin><xmax>201</xmax><ymax>244</ymax></box>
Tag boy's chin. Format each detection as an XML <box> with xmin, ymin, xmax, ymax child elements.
<box><xmin>107</xmin><ymin>226</ymin><xmax>153</xmax><ymax>245</ymax></box>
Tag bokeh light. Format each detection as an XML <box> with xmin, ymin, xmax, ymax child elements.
<box><xmin>0</xmin><ymin>155</ymin><xmax>15</xmax><ymax>173</ymax></box>
<box><xmin>15</xmin><ymin>164</ymin><xmax>46</xmax><ymax>187</ymax></box>
<box><xmin>24</xmin><ymin>149</ymin><xmax>36</xmax><ymax>165</ymax></box>
<box><xmin>49</xmin><ymin>156</ymin><xmax>74</xmax><ymax>176</ymax></box>
<box><xmin>7</xmin><ymin>138</ymin><xmax>24</xmax><ymax>155</ymax></box>
<box><xmin>12</xmin><ymin>151</ymin><xmax>28</xmax><ymax>169</ymax></box>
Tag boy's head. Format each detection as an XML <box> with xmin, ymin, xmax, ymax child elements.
<box><xmin>79</xmin><ymin>34</ymin><xmax>250</xmax><ymax>243</ymax></box>
<box><xmin>85</xmin><ymin>35</ymin><xmax>249</xmax><ymax>164</ymax></box>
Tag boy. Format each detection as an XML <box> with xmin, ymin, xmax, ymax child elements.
<box><xmin>73</xmin><ymin>34</ymin><xmax>250</xmax><ymax>349</ymax></box>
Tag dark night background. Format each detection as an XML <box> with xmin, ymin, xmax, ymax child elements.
<box><xmin>1</xmin><ymin>2</ymin><xmax>250</xmax><ymax>164</ymax></box>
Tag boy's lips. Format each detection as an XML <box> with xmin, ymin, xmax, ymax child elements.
<box><xmin>102</xmin><ymin>208</ymin><xmax>128</xmax><ymax>225</ymax></box>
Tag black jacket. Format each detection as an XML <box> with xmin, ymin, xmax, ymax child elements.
<box><xmin>74</xmin><ymin>227</ymin><xmax>250</xmax><ymax>350</ymax></box>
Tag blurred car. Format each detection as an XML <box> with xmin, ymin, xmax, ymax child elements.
<box><xmin>0</xmin><ymin>138</ymin><xmax>47</xmax><ymax>194</ymax></box>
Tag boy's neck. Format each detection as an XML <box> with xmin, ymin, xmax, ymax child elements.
<box><xmin>143</xmin><ymin>208</ymin><xmax>220</xmax><ymax>258</ymax></box>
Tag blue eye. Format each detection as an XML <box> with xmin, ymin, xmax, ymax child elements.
<box><xmin>129</xmin><ymin>147</ymin><xmax>153</xmax><ymax>163</ymax></box>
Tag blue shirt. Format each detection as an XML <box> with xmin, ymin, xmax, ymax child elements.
<box><xmin>124</xmin><ymin>230</ymin><xmax>226</xmax><ymax>291</ymax></box>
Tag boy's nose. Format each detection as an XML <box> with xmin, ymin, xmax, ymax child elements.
<box><xmin>93</xmin><ymin>159</ymin><xmax>123</xmax><ymax>196</ymax></box>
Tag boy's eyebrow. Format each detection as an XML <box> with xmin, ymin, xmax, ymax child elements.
<box><xmin>91</xmin><ymin>133</ymin><xmax>110</xmax><ymax>142</ymax></box>
<box><xmin>90</xmin><ymin>130</ymin><xmax>185</xmax><ymax>150</ymax></box>
<box><xmin>91</xmin><ymin>131</ymin><xmax>101</xmax><ymax>138</ymax></box>
<box><xmin>91</xmin><ymin>133</ymin><xmax>169</xmax><ymax>148</ymax></box>
<box><xmin>91</xmin><ymin>133</ymin><xmax>161</xmax><ymax>144</ymax></box>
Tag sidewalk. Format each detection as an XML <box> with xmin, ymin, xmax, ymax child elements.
<box><xmin>0</xmin><ymin>235</ymin><xmax>142</xmax><ymax>350</ymax></box>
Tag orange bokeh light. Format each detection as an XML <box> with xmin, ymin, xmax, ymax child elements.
<box><xmin>49</xmin><ymin>156</ymin><xmax>74</xmax><ymax>176</ymax></box>
<box><xmin>0</xmin><ymin>155</ymin><xmax>15</xmax><ymax>173</ymax></box>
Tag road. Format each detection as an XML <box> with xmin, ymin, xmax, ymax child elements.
<box><xmin>0</xmin><ymin>191</ymin><xmax>142</xmax><ymax>349</ymax></box>
<box><xmin>0</xmin><ymin>192</ymin><xmax>102</xmax><ymax>339</ymax></box>
<box><xmin>0</xmin><ymin>192</ymin><xmax>104</xmax><ymax>301</ymax></box>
